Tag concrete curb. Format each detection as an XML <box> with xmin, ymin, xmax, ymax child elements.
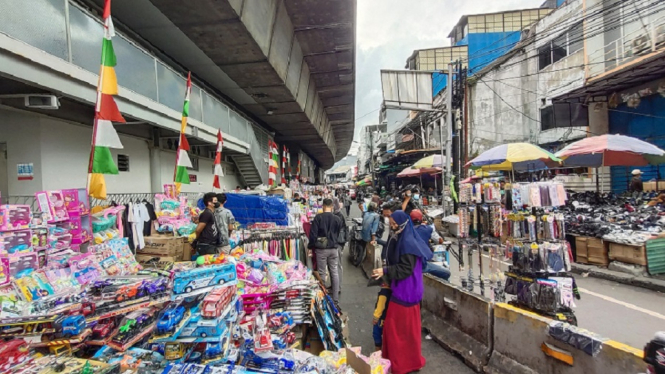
<box><xmin>571</xmin><ymin>263</ymin><xmax>665</xmax><ymax>293</ymax></box>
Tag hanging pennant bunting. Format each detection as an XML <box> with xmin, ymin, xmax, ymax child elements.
<box><xmin>174</xmin><ymin>72</ymin><xmax>194</xmax><ymax>193</ymax></box>
<box><xmin>213</xmin><ymin>130</ymin><xmax>224</xmax><ymax>189</ymax></box>
<box><xmin>88</xmin><ymin>0</ymin><xmax>125</xmax><ymax>200</ymax></box>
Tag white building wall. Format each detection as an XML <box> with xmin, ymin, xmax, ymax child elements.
<box><xmin>468</xmin><ymin>0</ymin><xmax>587</xmax><ymax>155</ymax></box>
<box><xmin>0</xmin><ymin>108</ymin><xmax>242</xmax><ymax>197</ymax></box>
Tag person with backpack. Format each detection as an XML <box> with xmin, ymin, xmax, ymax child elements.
<box><xmin>214</xmin><ymin>193</ymin><xmax>236</xmax><ymax>254</ymax></box>
<box><xmin>333</xmin><ymin>201</ymin><xmax>348</xmax><ymax>292</ymax></box>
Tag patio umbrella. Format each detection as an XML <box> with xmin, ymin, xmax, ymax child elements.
<box><xmin>555</xmin><ymin>134</ymin><xmax>665</xmax><ymax>167</ymax></box>
<box><xmin>397</xmin><ymin>166</ymin><xmax>442</xmax><ymax>178</ymax></box>
<box><xmin>467</xmin><ymin>143</ymin><xmax>561</xmax><ymax>171</ymax></box>
<box><xmin>413</xmin><ymin>154</ymin><xmax>446</xmax><ymax>169</ymax></box>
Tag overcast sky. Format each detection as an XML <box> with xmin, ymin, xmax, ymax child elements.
<box><xmin>353</xmin><ymin>0</ymin><xmax>544</xmax><ymax>142</ymax></box>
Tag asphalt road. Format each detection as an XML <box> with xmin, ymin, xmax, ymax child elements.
<box><xmin>446</xmin><ymin>243</ymin><xmax>665</xmax><ymax>349</ymax></box>
<box><xmin>338</xmin><ymin>204</ymin><xmax>474</xmax><ymax>374</ymax></box>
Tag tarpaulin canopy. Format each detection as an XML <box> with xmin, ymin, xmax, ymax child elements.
<box><xmin>555</xmin><ymin>134</ymin><xmax>665</xmax><ymax>167</ymax></box>
<box><xmin>467</xmin><ymin>143</ymin><xmax>561</xmax><ymax>171</ymax></box>
<box><xmin>224</xmin><ymin>193</ymin><xmax>289</xmax><ymax>227</ymax></box>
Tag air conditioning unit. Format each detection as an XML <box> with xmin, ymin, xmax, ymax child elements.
<box><xmin>24</xmin><ymin>95</ymin><xmax>59</xmax><ymax>110</ymax></box>
<box><xmin>655</xmin><ymin>24</ymin><xmax>665</xmax><ymax>47</ymax></box>
<box><xmin>631</xmin><ymin>34</ymin><xmax>650</xmax><ymax>56</ymax></box>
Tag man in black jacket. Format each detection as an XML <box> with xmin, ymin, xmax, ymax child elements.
<box><xmin>308</xmin><ymin>198</ymin><xmax>344</xmax><ymax>304</ymax></box>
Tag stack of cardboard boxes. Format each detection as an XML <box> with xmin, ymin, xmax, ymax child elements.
<box><xmin>135</xmin><ymin>234</ymin><xmax>193</xmax><ymax>269</ymax></box>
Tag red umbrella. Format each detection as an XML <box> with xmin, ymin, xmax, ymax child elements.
<box><xmin>397</xmin><ymin>166</ymin><xmax>441</xmax><ymax>178</ymax></box>
<box><xmin>556</xmin><ymin>134</ymin><xmax>665</xmax><ymax>167</ymax></box>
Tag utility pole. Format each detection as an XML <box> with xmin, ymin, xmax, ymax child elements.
<box><xmin>369</xmin><ymin>128</ymin><xmax>375</xmax><ymax>186</ymax></box>
<box><xmin>444</xmin><ymin>63</ymin><xmax>454</xmax><ymax>214</ymax></box>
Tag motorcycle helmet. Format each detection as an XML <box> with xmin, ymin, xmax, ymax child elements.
<box><xmin>410</xmin><ymin>209</ymin><xmax>424</xmax><ymax>224</ymax></box>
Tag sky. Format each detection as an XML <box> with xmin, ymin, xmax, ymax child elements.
<box><xmin>352</xmin><ymin>0</ymin><xmax>545</xmax><ymax>142</ymax></box>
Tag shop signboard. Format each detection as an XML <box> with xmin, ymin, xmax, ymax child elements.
<box><xmin>17</xmin><ymin>163</ymin><xmax>33</xmax><ymax>181</ymax></box>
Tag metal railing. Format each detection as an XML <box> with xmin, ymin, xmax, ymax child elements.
<box><xmin>587</xmin><ymin>12</ymin><xmax>665</xmax><ymax>77</ymax></box>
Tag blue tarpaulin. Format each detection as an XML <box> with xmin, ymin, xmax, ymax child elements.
<box><xmin>224</xmin><ymin>193</ymin><xmax>289</xmax><ymax>227</ymax></box>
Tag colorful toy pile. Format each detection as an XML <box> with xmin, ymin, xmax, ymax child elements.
<box><xmin>0</xmin><ymin>224</ymin><xmax>351</xmax><ymax>373</ymax></box>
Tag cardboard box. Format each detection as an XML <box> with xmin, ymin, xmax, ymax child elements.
<box><xmin>644</xmin><ymin>181</ymin><xmax>657</xmax><ymax>192</ymax></box>
<box><xmin>182</xmin><ymin>242</ymin><xmax>194</xmax><ymax>262</ymax></box>
<box><xmin>608</xmin><ymin>242</ymin><xmax>647</xmax><ymax>266</ymax></box>
<box><xmin>587</xmin><ymin>237</ymin><xmax>609</xmax><ymax>266</ymax></box>
<box><xmin>139</xmin><ymin>235</ymin><xmax>182</xmax><ymax>256</ymax></box>
<box><xmin>135</xmin><ymin>254</ymin><xmax>177</xmax><ymax>270</ymax></box>
<box><xmin>575</xmin><ymin>236</ymin><xmax>589</xmax><ymax>264</ymax></box>
<box><xmin>303</xmin><ymin>329</ymin><xmax>324</xmax><ymax>356</ymax></box>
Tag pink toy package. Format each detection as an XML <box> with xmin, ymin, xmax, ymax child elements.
<box><xmin>67</xmin><ymin>211</ymin><xmax>92</xmax><ymax>245</ymax></box>
<box><xmin>61</xmin><ymin>188</ymin><xmax>90</xmax><ymax>214</ymax></box>
<box><xmin>0</xmin><ymin>205</ymin><xmax>32</xmax><ymax>231</ymax></box>
<box><xmin>68</xmin><ymin>252</ymin><xmax>102</xmax><ymax>285</ymax></box>
<box><xmin>163</xmin><ymin>184</ymin><xmax>177</xmax><ymax>199</ymax></box>
<box><xmin>0</xmin><ymin>257</ymin><xmax>9</xmax><ymax>286</ymax></box>
<box><xmin>35</xmin><ymin>191</ymin><xmax>70</xmax><ymax>223</ymax></box>
<box><xmin>8</xmin><ymin>252</ymin><xmax>39</xmax><ymax>278</ymax></box>
<box><xmin>0</xmin><ymin>230</ymin><xmax>33</xmax><ymax>256</ymax></box>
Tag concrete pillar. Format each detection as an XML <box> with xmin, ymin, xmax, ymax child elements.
<box><xmin>149</xmin><ymin>146</ymin><xmax>162</xmax><ymax>194</ymax></box>
<box><xmin>588</xmin><ymin>102</ymin><xmax>610</xmax><ymax>191</ymax></box>
<box><xmin>588</xmin><ymin>102</ymin><xmax>609</xmax><ymax>136</ymax></box>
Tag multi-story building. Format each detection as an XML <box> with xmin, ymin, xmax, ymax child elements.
<box><xmin>467</xmin><ymin>0</ymin><xmax>590</xmax><ymax>154</ymax></box>
<box><xmin>0</xmin><ymin>0</ymin><xmax>355</xmax><ymax>199</ymax></box>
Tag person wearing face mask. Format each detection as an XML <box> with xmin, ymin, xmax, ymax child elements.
<box><xmin>371</xmin><ymin>210</ymin><xmax>432</xmax><ymax>374</ymax></box>
<box><xmin>213</xmin><ymin>193</ymin><xmax>236</xmax><ymax>255</ymax></box>
<box><xmin>195</xmin><ymin>192</ymin><xmax>221</xmax><ymax>255</ymax></box>
<box><xmin>401</xmin><ymin>187</ymin><xmax>424</xmax><ymax>215</ymax></box>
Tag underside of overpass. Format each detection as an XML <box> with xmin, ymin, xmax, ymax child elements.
<box><xmin>83</xmin><ymin>0</ymin><xmax>356</xmax><ymax>170</ymax></box>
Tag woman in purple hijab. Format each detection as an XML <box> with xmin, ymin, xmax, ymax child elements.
<box><xmin>371</xmin><ymin>210</ymin><xmax>432</xmax><ymax>374</ymax></box>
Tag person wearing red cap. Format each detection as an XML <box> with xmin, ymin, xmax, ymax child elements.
<box><xmin>410</xmin><ymin>209</ymin><xmax>451</xmax><ymax>281</ymax></box>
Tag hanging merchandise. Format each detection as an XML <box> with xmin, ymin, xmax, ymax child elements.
<box><xmin>510</xmin><ymin>181</ymin><xmax>568</xmax><ymax>209</ymax></box>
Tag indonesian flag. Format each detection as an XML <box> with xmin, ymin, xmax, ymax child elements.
<box><xmin>174</xmin><ymin>72</ymin><xmax>193</xmax><ymax>189</ymax></box>
<box><xmin>88</xmin><ymin>0</ymin><xmax>125</xmax><ymax>200</ymax></box>
<box><xmin>271</xmin><ymin>142</ymin><xmax>280</xmax><ymax>187</ymax></box>
<box><xmin>213</xmin><ymin>130</ymin><xmax>224</xmax><ymax>189</ymax></box>
<box><xmin>281</xmin><ymin>145</ymin><xmax>287</xmax><ymax>185</ymax></box>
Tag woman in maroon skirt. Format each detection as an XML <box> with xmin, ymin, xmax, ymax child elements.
<box><xmin>372</xmin><ymin>210</ymin><xmax>433</xmax><ymax>374</ymax></box>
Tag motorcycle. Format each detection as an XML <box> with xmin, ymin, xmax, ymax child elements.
<box><xmin>348</xmin><ymin>218</ymin><xmax>365</xmax><ymax>267</ymax></box>
<box><xmin>644</xmin><ymin>332</ymin><xmax>665</xmax><ymax>374</ymax></box>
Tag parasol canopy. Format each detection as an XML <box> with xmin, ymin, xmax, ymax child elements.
<box><xmin>467</xmin><ymin>143</ymin><xmax>561</xmax><ymax>171</ymax></box>
<box><xmin>413</xmin><ymin>154</ymin><xmax>446</xmax><ymax>169</ymax></box>
<box><xmin>356</xmin><ymin>177</ymin><xmax>372</xmax><ymax>186</ymax></box>
<box><xmin>397</xmin><ymin>166</ymin><xmax>442</xmax><ymax>178</ymax></box>
<box><xmin>555</xmin><ymin>134</ymin><xmax>665</xmax><ymax>167</ymax></box>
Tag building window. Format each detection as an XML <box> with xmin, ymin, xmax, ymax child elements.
<box><xmin>540</xmin><ymin>103</ymin><xmax>587</xmax><ymax>130</ymax></box>
<box><xmin>117</xmin><ymin>154</ymin><xmax>130</xmax><ymax>172</ymax></box>
<box><xmin>538</xmin><ymin>22</ymin><xmax>584</xmax><ymax>70</ymax></box>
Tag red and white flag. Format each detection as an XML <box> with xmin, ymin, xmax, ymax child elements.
<box><xmin>213</xmin><ymin>129</ymin><xmax>224</xmax><ymax>189</ymax></box>
<box><xmin>281</xmin><ymin>145</ymin><xmax>287</xmax><ymax>185</ymax></box>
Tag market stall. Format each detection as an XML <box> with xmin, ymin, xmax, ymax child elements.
<box><xmin>555</xmin><ymin>134</ymin><xmax>665</xmax><ymax>274</ymax></box>
<box><xmin>0</xmin><ymin>184</ymin><xmax>391</xmax><ymax>373</ymax></box>
<box><xmin>458</xmin><ymin>143</ymin><xmax>580</xmax><ymax>324</ymax></box>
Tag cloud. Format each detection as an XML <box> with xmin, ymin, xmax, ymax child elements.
<box><xmin>353</xmin><ymin>0</ymin><xmax>544</xmax><ymax>141</ymax></box>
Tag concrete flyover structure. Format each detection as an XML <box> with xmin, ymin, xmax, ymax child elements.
<box><xmin>145</xmin><ymin>0</ymin><xmax>356</xmax><ymax>169</ymax></box>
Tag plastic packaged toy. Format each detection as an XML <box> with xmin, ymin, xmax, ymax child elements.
<box><xmin>0</xmin><ymin>205</ymin><xmax>31</xmax><ymax>231</ymax></box>
<box><xmin>0</xmin><ymin>230</ymin><xmax>33</xmax><ymax>256</ymax></box>
<box><xmin>35</xmin><ymin>191</ymin><xmax>70</xmax><ymax>223</ymax></box>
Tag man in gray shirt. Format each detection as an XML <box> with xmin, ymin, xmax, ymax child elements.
<box><xmin>214</xmin><ymin>193</ymin><xmax>236</xmax><ymax>254</ymax></box>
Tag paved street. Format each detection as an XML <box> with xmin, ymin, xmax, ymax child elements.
<box><xmin>339</xmin><ymin>204</ymin><xmax>474</xmax><ymax>374</ymax></box>
<box><xmin>447</xmin><ymin>244</ymin><xmax>665</xmax><ymax>349</ymax></box>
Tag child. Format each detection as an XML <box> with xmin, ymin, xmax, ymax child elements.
<box><xmin>372</xmin><ymin>283</ymin><xmax>392</xmax><ymax>351</ymax></box>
